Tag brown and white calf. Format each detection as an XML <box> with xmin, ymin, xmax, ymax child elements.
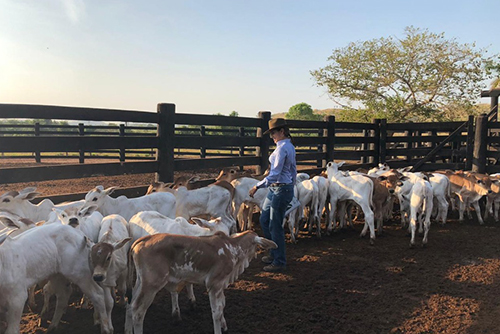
<box><xmin>124</xmin><ymin>231</ymin><xmax>277</xmax><ymax>334</ymax></box>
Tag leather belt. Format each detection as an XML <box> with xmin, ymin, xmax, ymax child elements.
<box><xmin>270</xmin><ymin>183</ymin><xmax>290</xmax><ymax>187</ymax></box>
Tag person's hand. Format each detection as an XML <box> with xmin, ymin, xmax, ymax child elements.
<box><xmin>249</xmin><ymin>186</ymin><xmax>258</xmax><ymax>198</ymax></box>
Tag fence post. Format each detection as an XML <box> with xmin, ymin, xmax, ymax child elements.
<box><xmin>78</xmin><ymin>123</ymin><xmax>85</xmax><ymax>163</ymax></box>
<box><xmin>472</xmin><ymin>114</ymin><xmax>488</xmax><ymax>173</ymax></box>
<box><xmin>361</xmin><ymin>129</ymin><xmax>368</xmax><ymax>164</ymax></box>
<box><xmin>404</xmin><ymin>130</ymin><xmax>411</xmax><ymax>163</ymax></box>
<box><xmin>371</xmin><ymin>119</ymin><xmax>381</xmax><ymax>165</ymax></box>
<box><xmin>379</xmin><ymin>119</ymin><xmax>387</xmax><ymax>164</ymax></box>
<box><xmin>200</xmin><ymin>126</ymin><xmax>206</xmax><ymax>158</ymax></box>
<box><xmin>256</xmin><ymin>111</ymin><xmax>271</xmax><ymax>175</ymax></box>
<box><xmin>119</xmin><ymin>124</ymin><xmax>125</xmax><ymax>162</ymax></box>
<box><xmin>323</xmin><ymin>115</ymin><xmax>335</xmax><ymax>167</ymax></box>
<box><xmin>34</xmin><ymin>122</ymin><xmax>41</xmax><ymax>163</ymax></box>
<box><xmin>317</xmin><ymin>128</ymin><xmax>323</xmax><ymax>167</ymax></box>
<box><xmin>465</xmin><ymin>115</ymin><xmax>474</xmax><ymax>170</ymax></box>
<box><xmin>431</xmin><ymin>130</ymin><xmax>437</xmax><ymax>163</ymax></box>
<box><xmin>156</xmin><ymin>103</ymin><xmax>175</xmax><ymax>183</ymax></box>
<box><xmin>239</xmin><ymin>127</ymin><xmax>245</xmax><ymax>171</ymax></box>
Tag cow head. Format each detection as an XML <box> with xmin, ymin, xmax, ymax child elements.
<box><xmin>191</xmin><ymin>217</ymin><xmax>230</xmax><ymax>235</ymax></box>
<box><xmin>0</xmin><ymin>187</ymin><xmax>41</xmax><ymax>211</ymax></box>
<box><xmin>378</xmin><ymin>172</ymin><xmax>408</xmax><ymax>194</ymax></box>
<box><xmin>84</xmin><ymin>186</ymin><xmax>117</xmax><ymax>209</ymax></box>
<box><xmin>146</xmin><ymin>181</ymin><xmax>174</xmax><ymax>195</ymax></box>
<box><xmin>216</xmin><ymin>167</ymin><xmax>240</xmax><ymax>182</ymax></box>
<box><xmin>89</xmin><ymin>237</ymin><xmax>131</xmax><ymax>283</ymax></box>
<box><xmin>53</xmin><ymin>205</ymin><xmax>98</xmax><ymax>228</ymax></box>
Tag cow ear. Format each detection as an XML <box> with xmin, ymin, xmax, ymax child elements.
<box><xmin>0</xmin><ymin>216</ymin><xmax>19</xmax><ymax>229</ymax></box>
<box><xmin>0</xmin><ymin>232</ymin><xmax>13</xmax><ymax>246</ymax></box>
<box><xmin>254</xmin><ymin>236</ymin><xmax>277</xmax><ymax>250</ymax></box>
<box><xmin>190</xmin><ymin>217</ymin><xmax>212</xmax><ymax>229</ymax></box>
<box><xmin>52</xmin><ymin>207</ymin><xmax>66</xmax><ymax>220</ymax></box>
<box><xmin>378</xmin><ymin>175</ymin><xmax>387</xmax><ymax>181</ymax></box>
<box><xmin>79</xmin><ymin>205</ymin><xmax>98</xmax><ymax>217</ymax></box>
<box><xmin>36</xmin><ymin>220</ymin><xmax>46</xmax><ymax>227</ymax></box>
<box><xmin>399</xmin><ymin>176</ymin><xmax>409</xmax><ymax>181</ymax></box>
<box><xmin>18</xmin><ymin>191</ymin><xmax>41</xmax><ymax>201</ymax></box>
<box><xmin>104</xmin><ymin>187</ymin><xmax>117</xmax><ymax>196</ymax></box>
<box><xmin>112</xmin><ymin>237</ymin><xmax>131</xmax><ymax>250</ymax></box>
<box><xmin>337</xmin><ymin>161</ymin><xmax>345</xmax><ymax>168</ymax></box>
<box><xmin>84</xmin><ymin>236</ymin><xmax>95</xmax><ymax>248</ymax></box>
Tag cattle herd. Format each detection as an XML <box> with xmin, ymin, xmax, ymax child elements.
<box><xmin>0</xmin><ymin>161</ymin><xmax>498</xmax><ymax>334</ymax></box>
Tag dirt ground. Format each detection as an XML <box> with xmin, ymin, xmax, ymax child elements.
<box><xmin>4</xmin><ymin>160</ymin><xmax>500</xmax><ymax>334</ymax></box>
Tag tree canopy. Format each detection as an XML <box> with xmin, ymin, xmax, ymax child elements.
<box><xmin>311</xmin><ymin>26</ymin><xmax>498</xmax><ymax>122</ymax></box>
<box><xmin>285</xmin><ymin>102</ymin><xmax>321</xmax><ymax>121</ymax></box>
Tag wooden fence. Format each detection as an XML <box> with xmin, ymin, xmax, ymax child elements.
<box><xmin>0</xmin><ymin>102</ymin><xmax>498</xmax><ymax>202</ymax></box>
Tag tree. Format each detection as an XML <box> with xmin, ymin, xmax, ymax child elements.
<box><xmin>286</xmin><ymin>103</ymin><xmax>321</xmax><ymax>121</ymax></box>
<box><xmin>311</xmin><ymin>26</ymin><xmax>498</xmax><ymax>122</ymax></box>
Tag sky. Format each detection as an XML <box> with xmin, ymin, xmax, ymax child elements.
<box><xmin>0</xmin><ymin>0</ymin><xmax>499</xmax><ymax>118</ymax></box>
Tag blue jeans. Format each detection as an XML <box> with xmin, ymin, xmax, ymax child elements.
<box><xmin>259</xmin><ymin>184</ymin><xmax>293</xmax><ymax>267</ymax></box>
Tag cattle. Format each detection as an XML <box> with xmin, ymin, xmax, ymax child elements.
<box><xmin>310</xmin><ymin>175</ymin><xmax>329</xmax><ymax>238</ymax></box>
<box><xmin>124</xmin><ymin>231</ymin><xmax>277</xmax><ymax>334</ymax></box>
<box><xmin>286</xmin><ymin>178</ymin><xmax>319</xmax><ymax>243</ymax></box>
<box><xmin>159</xmin><ymin>180</ymin><xmax>236</xmax><ymax>233</ymax></box>
<box><xmin>83</xmin><ymin>185</ymin><xmax>176</xmax><ymax>221</ymax></box>
<box><xmin>397</xmin><ymin>172</ymin><xmax>434</xmax><ymax>247</ymax></box>
<box><xmin>217</xmin><ymin>169</ymin><xmax>266</xmax><ymax>231</ymax></box>
<box><xmin>326</xmin><ymin>161</ymin><xmax>376</xmax><ymax>245</ymax></box>
<box><xmin>484</xmin><ymin>174</ymin><xmax>500</xmax><ymax>220</ymax></box>
<box><xmin>0</xmin><ymin>215</ymin><xmax>36</xmax><ymax>237</ymax></box>
<box><xmin>89</xmin><ymin>214</ymin><xmax>131</xmax><ymax>313</ymax></box>
<box><xmin>434</xmin><ymin>170</ymin><xmax>490</xmax><ymax>224</ymax></box>
<box><xmin>0</xmin><ymin>224</ymin><xmax>113</xmax><ymax>334</ymax></box>
<box><xmin>128</xmin><ymin>210</ymin><xmax>230</xmax><ymax>320</ymax></box>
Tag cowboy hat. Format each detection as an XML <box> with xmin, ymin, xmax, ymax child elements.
<box><xmin>263</xmin><ymin>118</ymin><xmax>289</xmax><ymax>135</ymax></box>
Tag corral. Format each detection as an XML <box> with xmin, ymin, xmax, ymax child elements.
<box><xmin>14</xmin><ymin>170</ymin><xmax>500</xmax><ymax>334</ymax></box>
<box><xmin>2</xmin><ymin>100</ymin><xmax>500</xmax><ymax>334</ymax></box>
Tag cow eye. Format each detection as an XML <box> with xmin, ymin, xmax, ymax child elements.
<box><xmin>92</xmin><ymin>197</ymin><xmax>98</xmax><ymax>201</ymax></box>
<box><xmin>2</xmin><ymin>198</ymin><xmax>10</xmax><ymax>203</ymax></box>
<box><xmin>107</xmin><ymin>256</ymin><xmax>111</xmax><ymax>262</ymax></box>
<box><xmin>62</xmin><ymin>214</ymin><xmax>67</xmax><ymax>218</ymax></box>
<box><xmin>230</xmin><ymin>170</ymin><xmax>235</xmax><ymax>174</ymax></box>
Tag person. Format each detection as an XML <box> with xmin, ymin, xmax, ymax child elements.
<box><xmin>249</xmin><ymin>118</ymin><xmax>296</xmax><ymax>272</ymax></box>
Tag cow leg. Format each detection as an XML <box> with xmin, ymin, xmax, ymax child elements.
<box><xmin>78</xmin><ymin>281</ymin><xmax>113</xmax><ymax>334</ymax></box>
<box><xmin>169</xmin><ymin>291</ymin><xmax>182</xmax><ymax>321</ymax></box>
<box><xmin>422</xmin><ymin>218</ymin><xmax>431</xmax><ymax>246</ymax></box>
<box><xmin>472</xmin><ymin>201</ymin><xmax>484</xmax><ymax>225</ymax></box>
<box><xmin>495</xmin><ymin>200</ymin><xmax>500</xmax><ymax>221</ymax></box>
<box><xmin>409</xmin><ymin>217</ymin><xmax>417</xmax><ymax>248</ymax></box>
<box><xmin>437</xmin><ymin>196</ymin><xmax>448</xmax><ymax>226</ymax></box>
<box><xmin>27</xmin><ymin>285</ymin><xmax>37</xmax><ymax>310</ymax></box>
<box><xmin>131</xmin><ymin>283</ymin><xmax>163</xmax><ymax>334</ymax></box>
<box><xmin>357</xmin><ymin>202</ymin><xmax>375</xmax><ymax>245</ymax></box>
<box><xmin>458</xmin><ymin>199</ymin><xmax>466</xmax><ymax>222</ymax></box>
<box><xmin>46</xmin><ymin>276</ymin><xmax>72</xmax><ymax>333</ymax></box>
<box><xmin>186</xmin><ymin>283</ymin><xmax>196</xmax><ymax>310</ymax></box>
<box><xmin>4</xmin><ymin>291</ymin><xmax>27</xmax><ymax>334</ymax></box>
<box><xmin>208</xmin><ymin>288</ymin><xmax>226</xmax><ymax>334</ymax></box>
<box><xmin>326</xmin><ymin>199</ymin><xmax>337</xmax><ymax>235</ymax></box>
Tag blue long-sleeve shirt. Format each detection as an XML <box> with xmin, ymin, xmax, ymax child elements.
<box><xmin>256</xmin><ymin>138</ymin><xmax>296</xmax><ymax>189</ymax></box>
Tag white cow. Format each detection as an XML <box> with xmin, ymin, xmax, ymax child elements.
<box><xmin>0</xmin><ymin>224</ymin><xmax>113</xmax><ymax>334</ymax></box>
<box><xmin>88</xmin><ymin>214</ymin><xmax>131</xmax><ymax>316</ymax></box>
<box><xmin>326</xmin><ymin>161</ymin><xmax>376</xmax><ymax>245</ymax></box>
<box><xmin>0</xmin><ymin>187</ymin><xmax>84</xmax><ymax>223</ymax></box>
<box><xmin>397</xmin><ymin>171</ymin><xmax>434</xmax><ymax>247</ymax></box>
<box><xmin>83</xmin><ymin>185</ymin><xmax>176</xmax><ymax>221</ymax></box>
<box><xmin>159</xmin><ymin>181</ymin><xmax>237</xmax><ymax>234</ymax></box>
<box><xmin>128</xmin><ymin>210</ymin><xmax>230</xmax><ymax>320</ymax></box>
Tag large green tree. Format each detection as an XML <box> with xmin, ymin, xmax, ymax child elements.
<box><xmin>286</xmin><ymin>102</ymin><xmax>321</xmax><ymax>121</ymax></box>
<box><xmin>311</xmin><ymin>26</ymin><xmax>498</xmax><ymax>122</ymax></box>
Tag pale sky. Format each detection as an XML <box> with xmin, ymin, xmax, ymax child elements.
<box><xmin>0</xmin><ymin>0</ymin><xmax>498</xmax><ymax>118</ymax></box>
